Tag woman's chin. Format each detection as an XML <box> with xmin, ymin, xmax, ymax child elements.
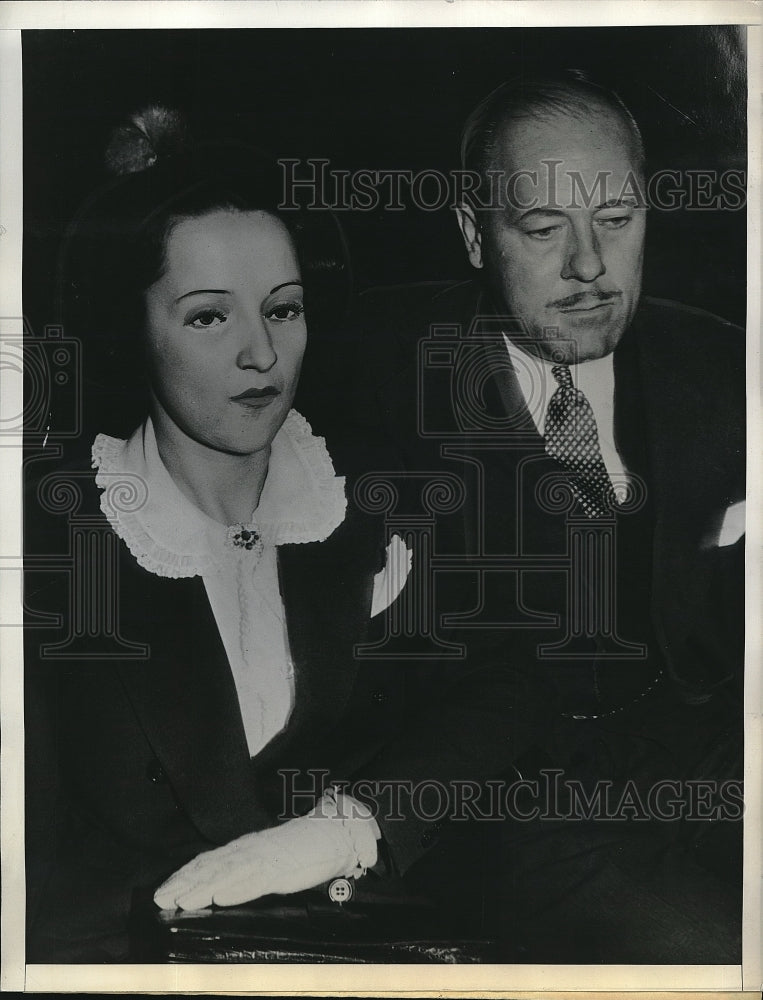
<box><xmin>218</xmin><ymin>416</ymin><xmax>290</xmax><ymax>458</ymax></box>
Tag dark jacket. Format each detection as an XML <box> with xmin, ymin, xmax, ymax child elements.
<box><xmin>26</xmin><ymin>281</ymin><xmax>745</xmax><ymax>959</ymax></box>
<box><xmin>353</xmin><ymin>279</ymin><xmax>745</xmax><ymax>718</ymax></box>
<box><xmin>24</xmin><ymin>425</ymin><xmax>544</xmax><ymax>961</ymax></box>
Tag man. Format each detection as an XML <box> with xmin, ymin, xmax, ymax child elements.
<box><xmin>355</xmin><ymin>70</ymin><xmax>745</xmax><ymax>962</ymax></box>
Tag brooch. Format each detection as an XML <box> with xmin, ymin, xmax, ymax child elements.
<box><xmin>226</xmin><ymin>522</ymin><xmax>263</xmax><ymax>556</ymax></box>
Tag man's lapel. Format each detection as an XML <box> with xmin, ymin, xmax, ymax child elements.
<box><xmin>467</xmin><ymin>296</ymin><xmax>545</xmax><ymax>445</ymax></box>
<box><xmin>461</xmin><ymin>301</ymin><xmax>561</xmax><ymax>556</ymax></box>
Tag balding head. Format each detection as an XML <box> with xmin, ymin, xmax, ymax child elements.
<box><xmin>461</xmin><ymin>69</ymin><xmax>645</xmax><ymax>196</ymax></box>
<box><xmin>456</xmin><ymin>71</ymin><xmax>647</xmax><ymax>364</ymax></box>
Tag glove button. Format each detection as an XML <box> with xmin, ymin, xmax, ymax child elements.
<box><xmin>327</xmin><ymin>877</ymin><xmax>354</xmax><ymax>904</ymax></box>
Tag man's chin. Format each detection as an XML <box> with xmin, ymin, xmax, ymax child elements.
<box><xmin>534</xmin><ymin>326</ymin><xmax>624</xmax><ymax>365</ymax></box>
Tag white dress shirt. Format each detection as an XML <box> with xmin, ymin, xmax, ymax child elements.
<box><xmin>502</xmin><ymin>335</ymin><xmax>631</xmax><ymax>498</ymax></box>
<box><xmin>93</xmin><ymin>411</ymin><xmax>411</xmax><ymax>757</ymax></box>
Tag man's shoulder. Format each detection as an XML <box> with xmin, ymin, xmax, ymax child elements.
<box><xmin>359</xmin><ymin>279</ymin><xmax>480</xmax><ymax>326</ymax></box>
<box><xmin>638</xmin><ymin>296</ymin><xmax>744</xmax><ymax>340</ymax></box>
<box><xmin>360</xmin><ymin>278</ymin><xmax>473</xmax><ymax>303</ymax></box>
<box><xmin>635</xmin><ymin>297</ymin><xmax>745</xmax><ymax>386</ymax></box>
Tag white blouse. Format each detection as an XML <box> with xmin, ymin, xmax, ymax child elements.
<box><xmin>92</xmin><ymin>411</ymin><xmax>411</xmax><ymax>757</ymax></box>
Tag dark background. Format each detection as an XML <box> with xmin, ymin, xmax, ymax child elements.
<box><xmin>23</xmin><ymin>25</ymin><xmax>747</xmax><ymax>341</ymax></box>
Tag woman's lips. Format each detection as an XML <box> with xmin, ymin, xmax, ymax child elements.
<box><xmin>230</xmin><ymin>387</ymin><xmax>280</xmax><ymax>407</ymax></box>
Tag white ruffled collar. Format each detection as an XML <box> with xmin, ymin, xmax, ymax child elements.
<box><xmin>91</xmin><ymin>411</ymin><xmax>347</xmax><ymax>579</ymax></box>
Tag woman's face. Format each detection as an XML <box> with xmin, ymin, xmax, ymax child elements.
<box><xmin>143</xmin><ymin>209</ymin><xmax>306</xmax><ymax>457</ymax></box>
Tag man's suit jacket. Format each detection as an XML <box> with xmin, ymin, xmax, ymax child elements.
<box><xmin>353</xmin><ymin>279</ymin><xmax>745</xmax><ymax>718</ymax></box>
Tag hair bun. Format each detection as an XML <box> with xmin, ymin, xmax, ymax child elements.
<box><xmin>104</xmin><ymin>105</ymin><xmax>187</xmax><ymax>176</ymax></box>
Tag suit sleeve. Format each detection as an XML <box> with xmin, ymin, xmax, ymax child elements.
<box><xmin>354</xmin><ymin>656</ymin><xmax>552</xmax><ymax>875</ymax></box>
<box><xmin>344</xmin><ymin>286</ymin><xmax>551</xmax><ymax>874</ymax></box>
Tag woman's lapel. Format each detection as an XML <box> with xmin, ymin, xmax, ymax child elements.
<box><xmin>115</xmin><ymin>533</ymin><xmax>372</xmax><ymax>840</ymax></box>
<box><xmin>116</xmin><ymin>569</ymin><xmax>272</xmax><ymax>844</ymax></box>
<box><xmin>272</xmin><ymin>535</ymin><xmax>373</xmax><ymax>752</ymax></box>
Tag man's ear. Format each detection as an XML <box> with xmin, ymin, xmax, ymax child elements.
<box><xmin>455</xmin><ymin>202</ymin><xmax>483</xmax><ymax>269</ymax></box>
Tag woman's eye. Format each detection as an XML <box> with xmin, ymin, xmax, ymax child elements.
<box><xmin>266</xmin><ymin>301</ymin><xmax>305</xmax><ymax>323</ymax></box>
<box><xmin>187</xmin><ymin>308</ymin><xmax>227</xmax><ymax>330</ymax></box>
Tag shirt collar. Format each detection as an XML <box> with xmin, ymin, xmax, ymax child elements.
<box><xmin>502</xmin><ymin>334</ymin><xmax>616</xmax><ymax>435</ymax></box>
<box><xmin>92</xmin><ymin>410</ymin><xmax>347</xmax><ymax>579</ymax></box>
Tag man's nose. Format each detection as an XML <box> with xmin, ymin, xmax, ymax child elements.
<box><xmin>237</xmin><ymin>315</ymin><xmax>277</xmax><ymax>372</ymax></box>
<box><xmin>561</xmin><ymin>223</ymin><xmax>606</xmax><ymax>283</ymax></box>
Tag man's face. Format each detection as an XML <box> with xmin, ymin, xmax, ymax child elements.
<box><xmin>459</xmin><ymin>105</ymin><xmax>646</xmax><ymax>364</ymax></box>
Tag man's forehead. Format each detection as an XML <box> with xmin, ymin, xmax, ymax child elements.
<box><xmin>487</xmin><ymin>106</ymin><xmax>642</xmax><ymax>211</ymax></box>
<box><xmin>491</xmin><ymin>105</ymin><xmax>638</xmax><ymax>174</ymax></box>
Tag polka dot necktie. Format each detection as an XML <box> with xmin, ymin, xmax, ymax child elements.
<box><xmin>544</xmin><ymin>364</ymin><xmax>617</xmax><ymax>518</ymax></box>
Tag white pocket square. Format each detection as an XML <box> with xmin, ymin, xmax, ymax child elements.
<box><xmin>371</xmin><ymin>534</ymin><xmax>413</xmax><ymax>618</ymax></box>
<box><xmin>718</xmin><ymin>500</ymin><xmax>745</xmax><ymax>547</ymax></box>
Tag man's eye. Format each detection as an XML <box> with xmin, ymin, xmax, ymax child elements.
<box><xmin>597</xmin><ymin>215</ymin><xmax>631</xmax><ymax>230</ymax></box>
<box><xmin>525</xmin><ymin>225</ymin><xmax>562</xmax><ymax>240</ymax></box>
<box><xmin>187</xmin><ymin>308</ymin><xmax>227</xmax><ymax>330</ymax></box>
<box><xmin>266</xmin><ymin>301</ymin><xmax>305</xmax><ymax>323</ymax></box>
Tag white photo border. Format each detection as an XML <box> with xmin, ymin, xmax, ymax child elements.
<box><xmin>1</xmin><ymin>2</ymin><xmax>760</xmax><ymax>995</ymax></box>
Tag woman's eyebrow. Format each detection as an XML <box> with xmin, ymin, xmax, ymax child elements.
<box><xmin>174</xmin><ymin>289</ymin><xmax>228</xmax><ymax>304</ymax></box>
<box><xmin>174</xmin><ymin>280</ymin><xmax>304</xmax><ymax>304</ymax></box>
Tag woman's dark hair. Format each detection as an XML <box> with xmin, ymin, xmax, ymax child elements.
<box><xmin>58</xmin><ymin>107</ymin><xmax>351</xmax><ymax>438</ymax></box>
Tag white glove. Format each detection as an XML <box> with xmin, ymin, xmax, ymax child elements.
<box><xmin>153</xmin><ymin>792</ymin><xmax>379</xmax><ymax>910</ymax></box>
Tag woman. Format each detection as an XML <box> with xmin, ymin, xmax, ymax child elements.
<box><xmin>24</xmin><ymin>108</ymin><xmax>414</xmax><ymax>962</ymax></box>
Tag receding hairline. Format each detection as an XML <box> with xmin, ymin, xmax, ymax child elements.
<box><xmin>460</xmin><ymin>75</ymin><xmax>646</xmax><ymax>186</ymax></box>
<box><xmin>485</xmin><ymin>97</ymin><xmax>645</xmax><ymax>176</ymax></box>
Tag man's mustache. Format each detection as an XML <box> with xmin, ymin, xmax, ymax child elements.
<box><xmin>547</xmin><ymin>289</ymin><xmax>623</xmax><ymax>309</ymax></box>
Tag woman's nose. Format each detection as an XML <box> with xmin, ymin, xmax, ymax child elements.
<box><xmin>236</xmin><ymin>315</ymin><xmax>277</xmax><ymax>372</ymax></box>
<box><xmin>561</xmin><ymin>223</ymin><xmax>606</xmax><ymax>283</ymax></box>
